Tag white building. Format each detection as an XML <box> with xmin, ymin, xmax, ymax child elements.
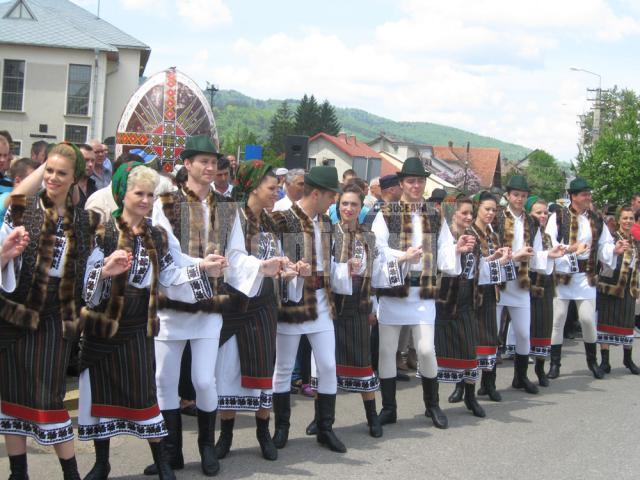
<box><xmin>0</xmin><ymin>0</ymin><xmax>150</xmax><ymax>156</ymax></box>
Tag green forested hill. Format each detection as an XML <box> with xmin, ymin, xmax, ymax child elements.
<box><xmin>212</xmin><ymin>90</ymin><xmax>531</xmax><ymax>160</ymax></box>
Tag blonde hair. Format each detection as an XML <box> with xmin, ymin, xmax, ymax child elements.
<box><xmin>127</xmin><ymin>165</ymin><xmax>159</xmax><ymax>192</ymax></box>
<box><xmin>48</xmin><ymin>143</ymin><xmax>76</xmax><ymax>165</ymax></box>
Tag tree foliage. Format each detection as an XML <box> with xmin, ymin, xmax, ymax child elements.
<box><xmin>577</xmin><ymin>88</ymin><xmax>640</xmax><ymax>205</ymax></box>
<box><xmin>268</xmin><ymin>100</ymin><xmax>295</xmax><ymax>154</ymax></box>
<box><xmin>319</xmin><ymin>100</ymin><xmax>341</xmax><ymax>136</ymax></box>
<box><xmin>294</xmin><ymin>94</ymin><xmax>321</xmax><ymax>136</ymax></box>
<box><xmin>523</xmin><ymin>149</ymin><xmax>566</xmax><ymax>202</ymax></box>
<box><xmin>440</xmin><ymin>168</ymin><xmax>482</xmax><ymax>194</ymax></box>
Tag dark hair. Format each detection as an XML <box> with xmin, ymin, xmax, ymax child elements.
<box><xmin>9</xmin><ymin>157</ymin><xmax>38</xmax><ymax>180</ymax></box>
<box><xmin>345</xmin><ymin>177</ymin><xmax>367</xmax><ymax>191</ymax></box>
<box><xmin>217</xmin><ymin>156</ymin><xmax>230</xmax><ymax>171</ymax></box>
<box><xmin>632</xmin><ymin>193</ymin><xmax>640</xmax><ymax>201</ymax></box>
<box><xmin>113</xmin><ymin>152</ymin><xmax>143</xmax><ymax>174</ymax></box>
<box><xmin>478</xmin><ymin>191</ymin><xmax>496</xmax><ymax>204</ymax></box>
<box><xmin>635</xmin><ymin>210</ymin><xmax>640</xmax><ymax>222</ymax></box>
<box><xmin>335</xmin><ymin>184</ymin><xmax>364</xmax><ymax>220</ymax></box>
<box><xmin>0</xmin><ymin>130</ymin><xmax>13</xmax><ymax>145</ymax></box>
<box><xmin>548</xmin><ymin>203</ymin><xmax>560</xmax><ymax>215</ymax></box>
<box><xmin>31</xmin><ymin>140</ymin><xmax>48</xmax><ymax>156</ymax></box>
<box><xmin>456</xmin><ymin>196</ymin><xmax>473</xmax><ymax>209</ymax></box>
<box><xmin>618</xmin><ymin>205</ymin><xmax>634</xmax><ymax>220</ymax></box>
<box><xmin>78</xmin><ymin>143</ymin><xmax>93</xmax><ymax>152</ymax></box>
<box><xmin>342</xmin><ymin>169</ymin><xmax>356</xmax><ymax>180</ymax></box>
<box><xmin>175</xmin><ymin>167</ymin><xmax>188</xmax><ymax>185</ymax></box>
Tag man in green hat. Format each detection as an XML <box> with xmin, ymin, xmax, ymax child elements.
<box><xmin>370</xmin><ymin>157</ymin><xmax>476</xmax><ymax>430</ymax></box>
<box><xmin>491</xmin><ymin>175</ymin><xmax>565</xmax><ymax>396</ymax></box>
<box><xmin>271</xmin><ymin>166</ymin><xmax>357</xmax><ymax>454</ymax></box>
<box><xmin>545</xmin><ymin>177</ymin><xmax>626</xmax><ymax>379</ymax></box>
<box><xmin>147</xmin><ymin>134</ymin><xmax>283</xmax><ymax>476</ymax></box>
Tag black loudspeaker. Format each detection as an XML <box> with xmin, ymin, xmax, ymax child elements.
<box><xmin>284</xmin><ymin>135</ymin><xmax>309</xmax><ymax>170</ymax></box>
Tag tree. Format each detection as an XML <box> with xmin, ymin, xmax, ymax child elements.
<box><xmin>577</xmin><ymin>88</ymin><xmax>640</xmax><ymax>205</ymax></box>
<box><xmin>440</xmin><ymin>168</ymin><xmax>482</xmax><ymax>194</ymax></box>
<box><xmin>523</xmin><ymin>149</ymin><xmax>566</xmax><ymax>202</ymax></box>
<box><xmin>268</xmin><ymin>100</ymin><xmax>294</xmax><ymax>154</ymax></box>
<box><xmin>294</xmin><ymin>94</ymin><xmax>321</xmax><ymax>136</ymax></box>
<box><xmin>319</xmin><ymin>100</ymin><xmax>341</xmax><ymax>136</ymax></box>
<box><xmin>220</xmin><ymin>125</ymin><xmax>259</xmax><ymax>159</ymax></box>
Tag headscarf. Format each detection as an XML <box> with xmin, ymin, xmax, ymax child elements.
<box><xmin>232</xmin><ymin>160</ymin><xmax>273</xmax><ymax>202</ymax></box>
<box><xmin>61</xmin><ymin>141</ymin><xmax>86</xmax><ymax>181</ymax></box>
<box><xmin>525</xmin><ymin>195</ymin><xmax>540</xmax><ymax>213</ymax></box>
<box><xmin>111</xmin><ymin>161</ymin><xmax>144</xmax><ymax>218</ymax></box>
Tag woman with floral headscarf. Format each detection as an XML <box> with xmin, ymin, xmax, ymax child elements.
<box><xmin>78</xmin><ymin>162</ymin><xmax>227</xmax><ymax>480</ymax></box>
<box><xmin>215</xmin><ymin>160</ymin><xmax>297</xmax><ymax>462</ymax></box>
<box><xmin>0</xmin><ymin>143</ymin><xmax>96</xmax><ymax>480</ymax></box>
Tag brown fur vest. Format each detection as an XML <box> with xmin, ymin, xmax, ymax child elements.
<box><xmin>597</xmin><ymin>230</ymin><xmax>640</xmax><ymax>299</ymax></box>
<box><xmin>493</xmin><ymin>206</ymin><xmax>536</xmax><ymax>290</ymax></box>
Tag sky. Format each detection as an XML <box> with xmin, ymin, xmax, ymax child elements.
<box><xmin>73</xmin><ymin>0</ymin><xmax>640</xmax><ymax>162</ymax></box>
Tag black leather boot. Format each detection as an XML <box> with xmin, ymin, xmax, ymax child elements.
<box><xmin>535</xmin><ymin>358</ymin><xmax>550</xmax><ymax>387</ymax></box>
<box><xmin>272</xmin><ymin>392</ymin><xmax>291</xmax><ymax>449</ymax></box>
<box><xmin>255</xmin><ymin>416</ymin><xmax>278</xmax><ymax>461</ymax></box>
<box><xmin>305</xmin><ymin>398</ymin><xmax>318</xmax><ymax>435</ymax></box>
<box><xmin>422</xmin><ymin>377</ymin><xmax>448</xmax><ymax>429</ymax></box>
<box><xmin>58</xmin><ymin>456</ymin><xmax>81</xmax><ymax>480</ymax></box>
<box><xmin>547</xmin><ymin>344</ymin><xmax>562</xmax><ymax>379</ymax></box>
<box><xmin>448</xmin><ymin>381</ymin><xmax>464</xmax><ymax>403</ymax></box>
<box><xmin>148</xmin><ymin>441</ymin><xmax>177</xmax><ymax>480</ymax></box>
<box><xmin>197</xmin><ymin>409</ymin><xmax>220</xmax><ymax>476</ymax></box>
<box><xmin>378</xmin><ymin>377</ymin><xmax>397</xmax><ymax>425</ymax></box>
<box><xmin>363</xmin><ymin>398</ymin><xmax>383</xmax><ymax>438</ymax></box>
<box><xmin>478</xmin><ymin>366</ymin><xmax>502</xmax><ymax>401</ymax></box>
<box><xmin>623</xmin><ymin>348</ymin><xmax>640</xmax><ymax>374</ymax></box>
<box><xmin>144</xmin><ymin>409</ymin><xmax>183</xmax><ymax>475</ymax></box>
<box><xmin>463</xmin><ymin>382</ymin><xmax>486</xmax><ymax>418</ymax></box>
<box><xmin>8</xmin><ymin>453</ymin><xmax>28</xmax><ymax>480</ymax></box>
<box><xmin>512</xmin><ymin>354</ymin><xmax>539</xmax><ymax>394</ymax></box>
<box><xmin>585</xmin><ymin>342</ymin><xmax>605</xmax><ymax>379</ymax></box>
<box><xmin>600</xmin><ymin>348</ymin><xmax>612</xmax><ymax>374</ymax></box>
<box><xmin>316</xmin><ymin>393</ymin><xmax>347</xmax><ymax>453</ymax></box>
<box><xmin>83</xmin><ymin>439</ymin><xmax>110</xmax><ymax>480</ymax></box>
<box><xmin>214</xmin><ymin>418</ymin><xmax>234</xmax><ymax>459</ymax></box>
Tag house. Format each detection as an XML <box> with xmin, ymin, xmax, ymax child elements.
<box><xmin>432</xmin><ymin>141</ymin><xmax>502</xmax><ymax>189</ymax></box>
<box><xmin>308</xmin><ymin>132</ymin><xmax>392</xmax><ymax>182</ymax></box>
<box><xmin>378</xmin><ymin>151</ymin><xmax>455</xmax><ymax>193</ymax></box>
<box><xmin>368</xmin><ymin>132</ymin><xmax>454</xmax><ymax>175</ymax></box>
<box><xmin>0</xmin><ymin>0</ymin><xmax>150</xmax><ymax>156</ymax></box>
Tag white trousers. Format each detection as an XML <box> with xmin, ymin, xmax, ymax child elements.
<box><xmin>551</xmin><ymin>298</ymin><xmax>597</xmax><ymax>345</ymax></box>
<box><xmin>379</xmin><ymin>324</ymin><xmax>437</xmax><ymax>379</ymax></box>
<box><xmin>496</xmin><ymin>305</ymin><xmax>531</xmax><ymax>355</ymax></box>
<box><xmin>155</xmin><ymin>338</ymin><xmax>220</xmax><ymax>412</ymax></box>
<box><xmin>273</xmin><ymin>330</ymin><xmax>337</xmax><ymax>395</ymax></box>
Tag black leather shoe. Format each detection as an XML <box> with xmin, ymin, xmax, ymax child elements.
<box><xmin>422</xmin><ymin>377</ymin><xmax>448</xmax><ymax>429</ymax></box>
<box><xmin>463</xmin><ymin>382</ymin><xmax>486</xmax><ymax>418</ymax></box>
<box><xmin>84</xmin><ymin>439</ymin><xmax>111</xmax><ymax>480</ymax></box>
<box><xmin>512</xmin><ymin>354</ymin><xmax>539</xmax><ymax>394</ymax></box>
<box><xmin>535</xmin><ymin>358</ymin><xmax>550</xmax><ymax>387</ymax></box>
<box><xmin>315</xmin><ymin>394</ymin><xmax>347</xmax><ymax>453</ymax></box>
<box><xmin>363</xmin><ymin>398</ymin><xmax>383</xmax><ymax>438</ymax></box>
<box><xmin>215</xmin><ymin>418</ymin><xmax>234</xmax><ymax>459</ymax></box>
<box><xmin>197</xmin><ymin>409</ymin><xmax>220</xmax><ymax>476</ymax></box>
<box><xmin>599</xmin><ymin>348</ymin><xmax>612</xmax><ymax>374</ymax></box>
<box><xmin>272</xmin><ymin>392</ymin><xmax>291</xmax><ymax>449</ymax></box>
<box><xmin>624</xmin><ymin>348</ymin><xmax>640</xmax><ymax>375</ymax></box>
<box><xmin>255</xmin><ymin>417</ymin><xmax>278</xmax><ymax>461</ymax></box>
<box><xmin>149</xmin><ymin>441</ymin><xmax>177</xmax><ymax>480</ymax></box>
<box><xmin>547</xmin><ymin>345</ymin><xmax>562</xmax><ymax>379</ymax></box>
<box><xmin>448</xmin><ymin>381</ymin><xmax>464</xmax><ymax>403</ymax></box>
<box><xmin>144</xmin><ymin>409</ymin><xmax>184</xmax><ymax>475</ymax></box>
<box><xmin>585</xmin><ymin>343</ymin><xmax>605</xmax><ymax>379</ymax></box>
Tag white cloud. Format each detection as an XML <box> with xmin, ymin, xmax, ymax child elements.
<box><xmin>118</xmin><ymin>0</ymin><xmax>158</xmax><ymax>10</ymax></box>
<box><xmin>176</xmin><ymin>0</ymin><xmax>232</xmax><ymax>28</ymax></box>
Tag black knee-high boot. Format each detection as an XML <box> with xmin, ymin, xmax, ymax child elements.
<box><xmin>9</xmin><ymin>453</ymin><xmax>28</xmax><ymax>480</ymax></box>
<box><xmin>143</xmin><ymin>409</ymin><xmax>184</xmax><ymax>475</ymax></box>
<box><xmin>599</xmin><ymin>348</ymin><xmax>611</xmax><ymax>373</ymax></box>
<box><xmin>272</xmin><ymin>392</ymin><xmax>291</xmax><ymax>449</ymax></box>
<box><xmin>83</xmin><ymin>439</ymin><xmax>111</xmax><ymax>480</ymax></box>
<box><xmin>59</xmin><ymin>456</ymin><xmax>81</xmax><ymax>480</ymax></box>
<box><xmin>623</xmin><ymin>348</ymin><xmax>640</xmax><ymax>374</ymax></box>
<box><xmin>448</xmin><ymin>381</ymin><xmax>464</xmax><ymax>403</ymax></box>
<box><xmin>363</xmin><ymin>398</ymin><xmax>383</xmax><ymax>438</ymax></box>
<box><xmin>585</xmin><ymin>342</ymin><xmax>605</xmax><ymax>379</ymax></box>
<box><xmin>512</xmin><ymin>354</ymin><xmax>539</xmax><ymax>394</ymax></box>
<box><xmin>378</xmin><ymin>378</ymin><xmax>397</xmax><ymax>425</ymax></box>
<box><xmin>477</xmin><ymin>365</ymin><xmax>502</xmax><ymax>402</ymax></box>
<box><xmin>422</xmin><ymin>377</ymin><xmax>448</xmax><ymax>429</ymax></box>
<box><xmin>463</xmin><ymin>382</ymin><xmax>486</xmax><ymax>418</ymax></box>
<box><xmin>197</xmin><ymin>409</ymin><xmax>220</xmax><ymax>476</ymax></box>
<box><xmin>535</xmin><ymin>358</ymin><xmax>550</xmax><ymax>387</ymax></box>
<box><xmin>316</xmin><ymin>393</ymin><xmax>347</xmax><ymax>453</ymax></box>
<box><xmin>255</xmin><ymin>416</ymin><xmax>278</xmax><ymax>461</ymax></box>
<box><xmin>149</xmin><ymin>441</ymin><xmax>177</xmax><ymax>480</ymax></box>
<box><xmin>305</xmin><ymin>398</ymin><xmax>318</xmax><ymax>435</ymax></box>
<box><xmin>547</xmin><ymin>344</ymin><xmax>562</xmax><ymax>379</ymax></box>
<box><xmin>215</xmin><ymin>418</ymin><xmax>234</xmax><ymax>459</ymax></box>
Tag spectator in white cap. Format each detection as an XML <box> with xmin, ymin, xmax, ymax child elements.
<box><xmin>273</xmin><ymin>168</ymin><xmax>304</xmax><ymax>212</ymax></box>
<box><xmin>275</xmin><ymin>167</ymin><xmax>289</xmax><ymax>199</ymax></box>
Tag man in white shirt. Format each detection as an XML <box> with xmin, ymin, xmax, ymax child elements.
<box><xmin>545</xmin><ymin>178</ymin><xmax>624</xmax><ymax>379</ymax></box>
<box><xmin>273</xmin><ymin>168</ymin><xmax>305</xmax><ymax>212</ymax></box>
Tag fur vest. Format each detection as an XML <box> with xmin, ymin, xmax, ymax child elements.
<box><xmin>530</xmin><ymin>232</ymin><xmax>555</xmax><ymax>299</ymax></box>
<box><xmin>597</xmin><ymin>230</ymin><xmax>640</xmax><ymax>299</ymax></box>
<box><xmin>376</xmin><ymin>201</ymin><xmax>440</xmax><ymax>299</ymax></box>
<box><xmin>493</xmin><ymin>206</ymin><xmax>536</xmax><ymax>290</ymax></box>
<box><xmin>469</xmin><ymin>223</ymin><xmax>502</xmax><ymax>304</ymax></box>
<box><xmin>0</xmin><ymin>193</ymin><xmax>98</xmax><ymax>339</ymax></box>
<box><xmin>271</xmin><ymin>203</ymin><xmax>334</xmax><ymax>323</ymax></box>
<box><xmin>80</xmin><ymin>217</ymin><xmax>166</xmax><ymax>338</ymax></box>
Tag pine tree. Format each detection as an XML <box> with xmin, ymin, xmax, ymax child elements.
<box><xmin>319</xmin><ymin>100</ymin><xmax>341</xmax><ymax>136</ymax></box>
<box><xmin>294</xmin><ymin>94</ymin><xmax>321</xmax><ymax>136</ymax></box>
<box><xmin>268</xmin><ymin>100</ymin><xmax>294</xmax><ymax>154</ymax></box>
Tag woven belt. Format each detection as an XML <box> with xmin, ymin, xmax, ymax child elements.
<box><xmin>307</xmin><ymin>274</ymin><xmax>325</xmax><ymax>290</ymax></box>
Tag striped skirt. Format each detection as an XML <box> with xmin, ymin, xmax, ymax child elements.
<box><xmin>217</xmin><ymin>281</ymin><xmax>278</xmax><ymax>411</ymax></box>
<box><xmin>78</xmin><ymin>288</ymin><xmax>166</xmax><ymax>440</ymax></box>
<box><xmin>530</xmin><ymin>277</ymin><xmax>554</xmax><ymax>357</ymax></box>
<box><xmin>476</xmin><ymin>287</ymin><xmax>499</xmax><ymax>371</ymax></box>
<box><xmin>0</xmin><ymin>280</ymin><xmax>75</xmax><ymax>445</ymax></box>
<box><xmin>597</xmin><ymin>285</ymin><xmax>636</xmax><ymax>346</ymax></box>
<box><xmin>435</xmin><ymin>280</ymin><xmax>479</xmax><ymax>383</ymax></box>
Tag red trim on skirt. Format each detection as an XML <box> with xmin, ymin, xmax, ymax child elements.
<box><xmin>598</xmin><ymin>324</ymin><xmax>633</xmax><ymax>335</ymax></box>
<box><xmin>336</xmin><ymin>365</ymin><xmax>374</xmax><ymax>377</ymax></box>
<box><xmin>437</xmin><ymin>357</ymin><xmax>478</xmax><ymax>369</ymax></box>
<box><xmin>241</xmin><ymin>376</ymin><xmax>273</xmax><ymax>389</ymax></box>
<box><xmin>530</xmin><ymin>337</ymin><xmax>551</xmax><ymax>347</ymax></box>
<box><xmin>91</xmin><ymin>404</ymin><xmax>161</xmax><ymax>421</ymax></box>
<box><xmin>476</xmin><ymin>346</ymin><xmax>497</xmax><ymax>355</ymax></box>
<box><xmin>2</xmin><ymin>401</ymin><xmax>70</xmax><ymax>424</ymax></box>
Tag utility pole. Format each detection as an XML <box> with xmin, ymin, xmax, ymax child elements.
<box><xmin>205</xmin><ymin>81</ymin><xmax>218</xmax><ymax>108</ymax></box>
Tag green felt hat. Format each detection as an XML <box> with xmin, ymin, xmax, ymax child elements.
<box><xmin>304</xmin><ymin>166</ymin><xmax>341</xmax><ymax>193</ymax></box>
<box><xmin>398</xmin><ymin>157</ymin><xmax>430</xmax><ymax>178</ymax></box>
<box><xmin>180</xmin><ymin>135</ymin><xmax>222</xmax><ymax>161</ymax></box>
<box><xmin>567</xmin><ymin>177</ymin><xmax>592</xmax><ymax>194</ymax></box>
<box><xmin>506</xmin><ymin>174</ymin><xmax>531</xmax><ymax>192</ymax></box>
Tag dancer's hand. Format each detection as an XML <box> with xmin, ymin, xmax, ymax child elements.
<box><xmin>0</xmin><ymin>226</ymin><xmax>29</xmax><ymax>267</ymax></box>
<box><xmin>101</xmin><ymin>249</ymin><xmax>132</xmax><ymax>278</ymax></box>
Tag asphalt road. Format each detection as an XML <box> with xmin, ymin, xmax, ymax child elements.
<box><xmin>2</xmin><ymin>339</ymin><xmax>640</xmax><ymax>479</ymax></box>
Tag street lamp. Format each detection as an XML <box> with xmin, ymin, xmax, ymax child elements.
<box><xmin>570</xmin><ymin>67</ymin><xmax>602</xmax><ymax>142</ymax></box>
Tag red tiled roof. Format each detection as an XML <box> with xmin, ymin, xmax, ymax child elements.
<box><xmin>432</xmin><ymin>145</ymin><xmax>501</xmax><ymax>188</ymax></box>
<box><xmin>309</xmin><ymin>132</ymin><xmax>381</xmax><ymax>159</ymax></box>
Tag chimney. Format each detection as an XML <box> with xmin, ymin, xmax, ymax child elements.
<box><xmin>349</xmin><ymin>135</ymin><xmax>357</xmax><ymax>144</ymax></box>
<box><xmin>338</xmin><ymin>132</ymin><xmax>347</xmax><ymax>142</ymax></box>
<box><xmin>448</xmin><ymin>140</ymin><xmax>453</xmax><ymax>148</ymax></box>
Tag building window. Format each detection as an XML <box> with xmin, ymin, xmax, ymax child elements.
<box><xmin>66</xmin><ymin>64</ymin><xmax>91</xmax><ymax>115</ymax></box>
<box><xmin>352</xmin><ymin>157</ymin><xmax>381</xmax><ymax>182</ymax></box>
<box><xmin>308</xmin><ymin>158</ymin><xmax>316</xmax><ymax>169</ymax></box>
<box><xmin>1</xmin><ymin>59</ymin><xmax>25</xmax><ymax>111</ymax></box>
<box><xmin>65</xmin><ymin>124</ymin><xmax>88</xmax><ymax>144</ymax></box>
<box><xmin>10</xmin><ymin>141</ymin><xmax>21</xmax><ymax>157</ymax></box>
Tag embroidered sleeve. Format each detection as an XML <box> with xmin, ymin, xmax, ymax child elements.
<box><xmin>84</xmin><ymin>249</ymin><xmax>111</xmax><ymax>307</ymax></box>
